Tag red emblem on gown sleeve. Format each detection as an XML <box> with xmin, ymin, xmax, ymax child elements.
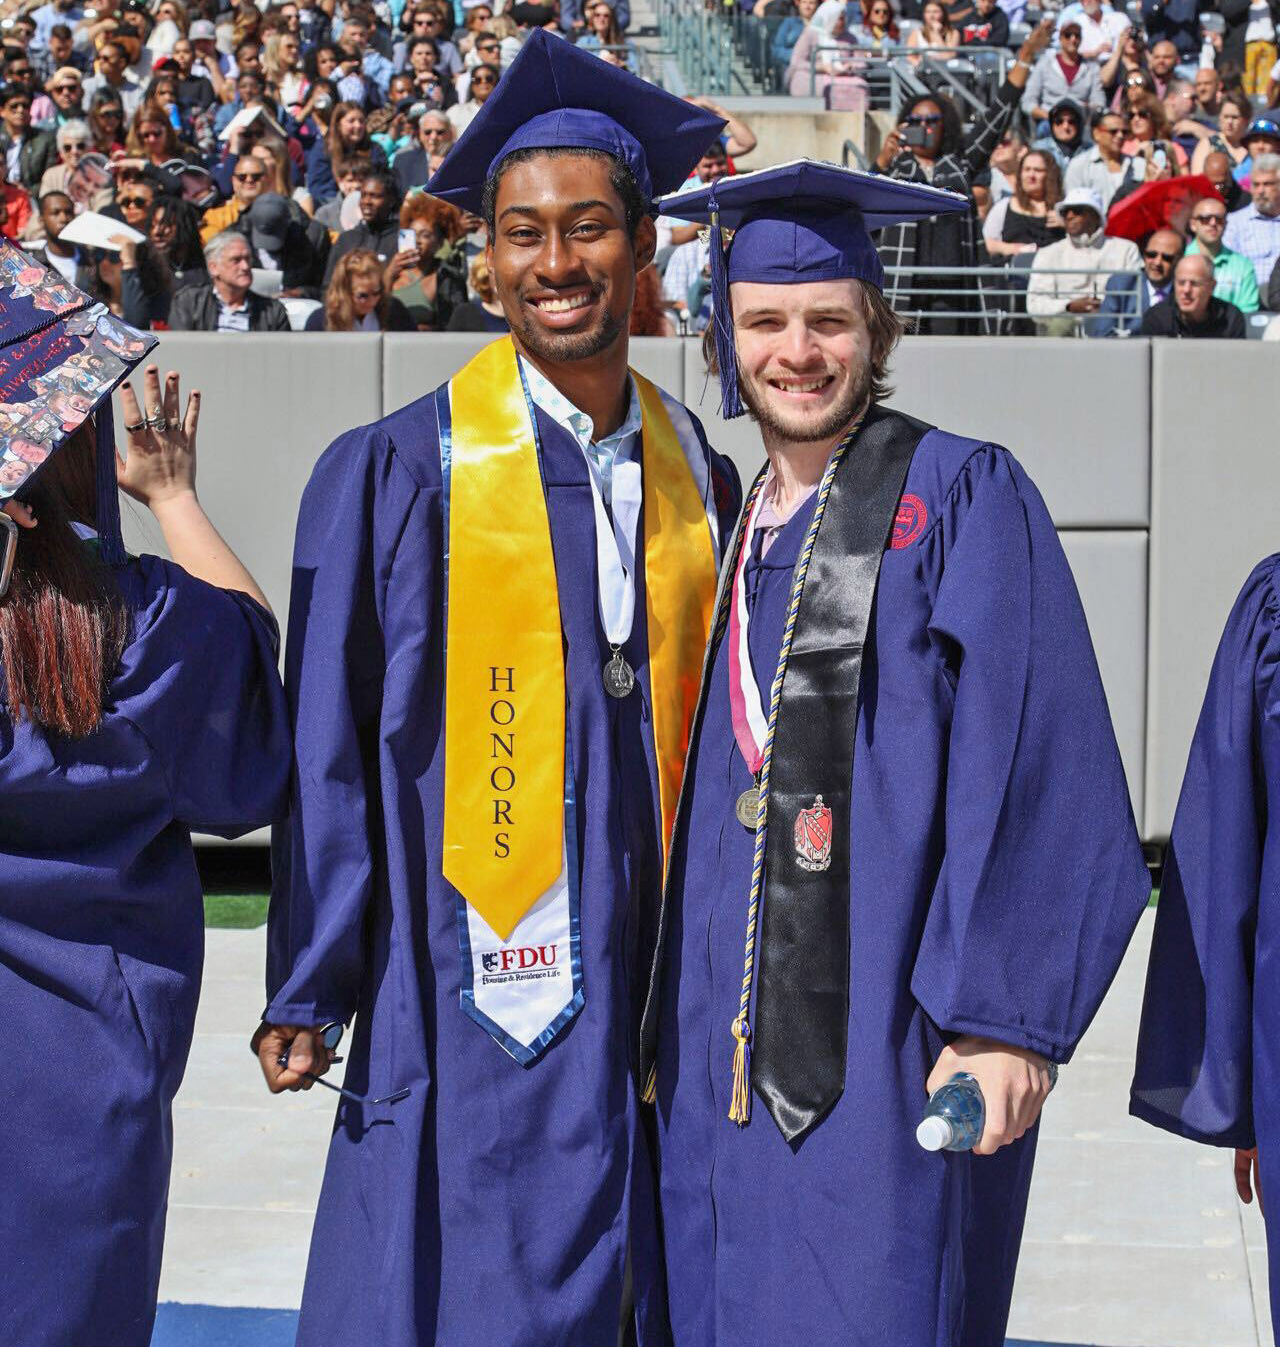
<box><xmin>891</xmin><ymin>494</ymin><xmax>927</xmax><ymax>549</ymax></box>
<box><xmin>794</xmin><ymin>795</ymin><xmax>833</xmax><ymax>872</ymax></box>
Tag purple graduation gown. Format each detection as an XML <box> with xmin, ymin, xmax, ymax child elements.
<box><xmin>267</xmin><ymin>385</ymin><xmax>739</xmax><ymax>1347</ymax></box>
<box><xmin>656</xmin><ymin>431</ymin><xmax>1150</xmax><ymax>1347</ymax></box>
<box><xmin>0</xmin><ymin>555</ymin><xmax>290</xmax><ymax>1347</ymax></box>
<box><xmin>1131</xmin><ymin>554</ymin><xmax>1280</xmax><ymax>1338</ymax></box>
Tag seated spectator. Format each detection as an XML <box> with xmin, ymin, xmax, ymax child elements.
<box><xmin>1183</xmin><ymin>194</ymin><xmax>1259</xmax><ymax>313</ymax></box>
<box><xmin>251</xmin><ymin>137</ymin><xmax>314</xmax><ymax>217</ymax></box>
<box><xmin>334</xmin><ymin>10</ymin><xmax>393</xmax><ymax>105</ymax></box>
<box><xmin>1099</xmin><ymin>26</ymin><xmax>1149</xmax><ymax>109</ymax></box>
<box><xmin>324</xmin><ymin>167</ymin><xmax>402</xmax><ymax>281</ymax></box>
<box><xmin>446</xmin><ymin>253</ymin><xmax>509</xmax><ymax>331</ymax></box>
<box><xmin>575</xmin><ymin>1</ymin><xmax>638</xmax><ymax>72</ymax></box>
<box><xmin>392</xmin><ymin>108</ymin><xmax>452</xmax><ymax>193</ymax></box>
<box><xmin>401</xmin><ymin>5</ymin><xmax>463</xmax><ymax>78</ymax></box>
<box><xmin>306</xmin><ymin>98</ymin><xmax>388</xmax><ymax>203</ymax></box>
<box><xmin>849</xmin><ymin>0</ymin><xmax>899</xmax><ymax>51</ymax></box>
<box><xmin>907</xmin><ymin>0</ymin><xmax>960</xmax><ymax>63</ymax></box>
<box><xmin>1192</xmin><ymin>65</ymin><xmax>1222</xmax><ymax>120</ymax></box>
<box><xmin>116</xmin><ymin>225</ymin><xmax>174</xmax><ymax>328</ymax></box>
<box><xmin>1240</xmin><ymin>115</ymin><xmax>1280</xmax><ymax>185</ymax></box>
<box><xmin>87</xmin><ymin>88</ymin><xmax>126</xmax><ymax>155</ymax></box>
<box><xmin>875</xmin><ymin>18</ymin><xmax>1052</xmax><ymax>331</ymax></box>
<box><xmin>263</xmin><ymin>31</ymin><xmax>307</xmax><ymax>113</ymax></box>
<box><xmin>1163</xmin><ymin>76</ymin><xmax>1208</xmax><ymax>159</ymax></box>
<box><xmin>1190</xmin><ymin>91</ymin><xmax>1251</xmax><ymax>177</ymax></box>
<box><xmin>168</xmin><ymin>230</ymin><xmax>292</xmax><ymax>330</ymax></box>
<box><xmin>960</xmin><ymin>0</ymin><xmax>1011</xmax><ymax>48</ymax></box>
<box><xmin>314</xmin><ymin>154</ymin><xmax>370</xmax><ymax>230</ymax></box>
<box><xmin>787</xmin><ymin>0</ymin><xmax>866</xmax><ymax>100</ymax></box>
<box><xmin>383</xmin><ymin>188</ymin><xmax>466</xmax><ymax>327</ymax></box>
<box><xmin>148</xmin><ymin>195</ymin><xmax>209</xmax><ymax>292</ymax></box>
<box><xmin>1143</xmin><ymin>38</ymin><xmax>1179</xmax><ymax>98</ymax></box>
<box><xmin>305</xmin><ymin>246</ymin><xmax>414</xmax><ymax>329</ymax></box>
<box><xmin>38</xmin><ymin>118</ymin><xmax>100</xmax><ymax>204</ymax></box>
<box><xmin>187</xmin><ymin>19</ymin><xmax>232</xmax><ymax>103</ymax></box>
<box><xmin>114</xmin><ymin>170</ymin><xmax>161</xmax><ymax>234</ymax></box>
<box><xmin>1140</xmin><ymin>252</ymin><xmax>1246</xmax><ymax>335</ymax></box>
<box><xmin>1062</xmin><ymin>0</ymin><xmax>1131</xmax><ymax>64</ymax></box>
<box><xmin>0</xmin><ymin>83</ymin><xmax>58</xmax><ymax>194</ymax></box>
<box><xmin>1023</xmin><ymin>23</ymin><xmax>1103</xmax><ymax>129</ymax></box>
<box><xmin>200</xmin><ymin>152</ymin><xmax>268</xmax><ymax>242</ymax></box>
<box><xmin>1202</xmin><ymin>150</ymin><xmax>1245</xmax><ymax>213</ymax></box>
<box><xmin>1122</xmin><ymin>92</ymin><xmax>1188</xmax><ymax>169</ymax></box>
<box><xmin>0</xmin><ymin>179</ymin><xmax>33</xmax><ymax>240</ymax></box>
<box><xmin>124</xmin><ymin>99</ymin><xmax>196</xmax><ymax>169</ymax></box>
<box><xmin>446</xmin><ymin>61</ymin><xmax>497</xmax><ymax>134</ymax></box>
<box><xmin>1026</xmin><ymin>186</ymin><xmax>1142</xmax><ymax>332</ymax></box>
<box><xmin>27</xmin><ymin>190</ymin><xmax>94</xmax><ymax>285</ymax></box>
<box><xmin>1087</xmin><ymin>225</ymin><xmax>1183</xmax><ymax>335</ymax></box>
<box><xmin>369</xmin><ymin>80</ymin><xmax>417</xmax><ymax>159</ymax></box>
<box><xmin>1225</xmin><ymin>152</ymin><xmax>1280</xmax><ymax>295</ymax></box>
<box><xmin>1031</xmin><ymin>96</ymin><xmax>1087</xmax><ymax>175</ymax></box>
<box><xmin>773</xmin><ymin>0</ymin><xmax>821</xmax><ymax>72</ymax></box>
<box><xmin>974</xmin><ymin>127</ymin><xmax>1025</xmax><ymax>217</ymax></box>
<box><xmin>168</xmin><ymin>37</ymin><xmax>217</xmax><ymax>116</ymax></box>
<box><xmin>213</xmin><ymin>69</ymin><xmax>273</xmax><ymax>138</ymax></box>
<box><xmin>983</xmin><ymin>149</ymin><xmax>1064</xmax><ymax>258</ymax></box>
<box><xmin>39</xmin><ymin>65</ymin><xmax>86</xmax><ymax>131</ymax></box>
<box><xmin>82</xmin><ymin>40</ymin><xmax>144</xmax><ymax>121</ymax></box>
<box><xmin>1064</xmin><ymin>108</ymin><xmax>1132</xmax><ymax>212</ymax></box>
<box><xmin>237</xmin><ymin>191</ymin><xmax>327</xmax><ymax>295</ymax></box>
<box><xmin>42</xmin><ymin>25</ymin><xmax>93</xmax><ymax>84</ymax></box>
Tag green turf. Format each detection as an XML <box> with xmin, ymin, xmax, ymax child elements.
<box><xmin>203</xmin><ymin>892</ymin><xmax>270</xmax><ymax>928</ymax></box>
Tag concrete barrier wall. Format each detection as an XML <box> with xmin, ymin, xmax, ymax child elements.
<box><xmin>116</xmin><ymin>333</ymin><xmax>1276</xmax><ymax>843</ymax></box>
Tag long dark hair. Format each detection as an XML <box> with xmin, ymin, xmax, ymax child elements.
<box><xmin>0</xmin><ymin>420</ymin><xmax>129</xmax><ymax>738</ymax></box>
<box><xmin>899</xmin><ymin>90</ymin><xmax>964</xmax><ymax>159</ymax></box>
<box><xmin>151</xmin><ymin>195</ymin><xmax>207</xmax><ymax>273</ymax></box>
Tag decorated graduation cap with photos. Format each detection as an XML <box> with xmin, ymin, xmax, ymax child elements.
<box><xmin>654</xmin><ymin>160</ymin><xmax>969</xmax><ymax>418</ymax></box>
<box><xmin>0</xmin><ymin>238</ymin><xmax>156</xmax><ymax>575</ymax></box>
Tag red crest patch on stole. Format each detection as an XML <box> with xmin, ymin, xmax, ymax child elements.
<box><xmin>794</xmin><ymin>796</ymin><xmax>833</xmax><ymax>872</ymax></box>
<box><xmin>891</xmin><ymin>494</ymin><xmax>927</xmax><ymax>549</ymax></box>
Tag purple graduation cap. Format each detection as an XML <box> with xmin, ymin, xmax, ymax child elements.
<box><xmin>426</xmin><ymin>28</ymin><xmax>727</xmax><ymax>213</ymax></box>
<box><xmin>654</xmin><ymin>159</ymin><xmax>969</xmax><ymax>419</ymax></box>
<box><xmin>0</xmin><ymin>238</ymin><xmax>156</xmax><ymax>567</ymax></box>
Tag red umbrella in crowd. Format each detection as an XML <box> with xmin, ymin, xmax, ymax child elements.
<box><xmin>1105</xmin><ymin>174</ymin><xmax>1222</xmax><ymax>241</ymax></box>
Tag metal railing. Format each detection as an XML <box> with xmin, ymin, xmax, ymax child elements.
<box><xmin>880</xmin><ymin>263</ymin><xmax>1143</xmax><ymax>336</ymax></box>
<box><xmin>654</xmin><ymin>0</ymin><xmax>750</xmax><ymax>96</ymax></box>
<box><xmin>805</xmin><ymin>43</ymin><xmax>1013</xmax><ymax>116</ymax></box>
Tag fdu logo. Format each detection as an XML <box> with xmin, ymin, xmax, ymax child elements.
<box><xmin>481</xmin><ymin>945</ymin><xmax>559</xmax><ymax>974</ymax></box>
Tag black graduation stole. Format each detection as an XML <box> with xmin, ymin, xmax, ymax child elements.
<box><xmin>639</xmin><ymin>405</ymin><xmax>932</xmax><ymax>1144</ymax></box>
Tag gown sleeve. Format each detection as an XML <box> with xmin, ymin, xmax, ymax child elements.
<box><xmin>113</xmin><ymin>555</ymin><xmax>291</xmax><ymax>836</ymax></box>
<box><xmin>911</xmin><ymin>446</ymin><xmax>1151</xmax><ymax>1063</ymax></box>
<box><xmin>264</xmin><ymin>425</ymin><xmax>427</xmax><ymax>1028</ymax></box>
<box><xmin>1129</xmin><ymin>557</ymin><xmax>1280</xmax><ymax>1149</ymax></box>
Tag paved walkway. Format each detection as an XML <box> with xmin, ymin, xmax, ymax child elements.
<box><xmin>155</xmin><ymin>910</ymin><xmax>1272</xmax><ymax>1346</ymax></box>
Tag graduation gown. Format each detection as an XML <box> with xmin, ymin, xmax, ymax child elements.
<box><xmin>656</xmin><ymin>424</ymin><xmax>1150</xmax><ymax>1347</ymax></box>
<box><xmin>0</xmin><ymin>555</ymin><xmax>290</xmax><ymax>1347</ymax></box>
<box><xmin>1131</xmin><ymin>554</ymin><xmax>1280</xmax><ymax>1336</ymax></box>
<box><xmin>267</xmin><ymin>378</ymin><xmax>739</xmax><ymax>1347</ymax></box>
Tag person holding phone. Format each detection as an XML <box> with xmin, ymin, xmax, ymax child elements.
<box><xmin>873</xmin><ymin>16</ymin><xmax>1052</xmax><ymax>330</ymax></box>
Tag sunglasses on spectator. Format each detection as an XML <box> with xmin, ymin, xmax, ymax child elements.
<box><xmin>478</xmin><ymin>41</ymin><xmax>499</xmax><ymax>50</ymax></box>
<box><xmin>421</xmin><ymin>125</ymin><xmax>449</xmax><ymax>136</ymax></box>
<box><xmin>62</xmin><ymin>139</ymin><xmax>91</xmax><ymax>149</ymax></box>
<box><xmin>140</xmin><ymin>127</ymin><xmax>165</xmax><ymax>138</ymax></box>
<box><xmin>1143</xmin><ymin>248</ymin><xmax>1179</xmax><ymax>261</ymax></box>
<box><xmin>352</xmin><ymin>288</ymin><xmax>383</xmax><ymax>300</ymax></box>
<box><xmin>903</xmin><ymin>114</ymin><xmax>942</xmax><ymax>126</ymax></box>
<box><xmin>471</xmin><ymin>73</ymin><xmax>496</xmax><ymax>84</ymax></box>
<box><xmin>8</xmin><ymin>65</ymin><xmax>31</xmax><ymax>77</ymax></box>
<box><xmin>1192</xmin><ymin>211</ymin><xmax>1225</xmax><ymax>223</ymax></box>
<box><xmin>1098</xmin><ymin>124</ymin><xmax>1126</xmax><ymax>135</ymax></box>
<box><xmin>119</xmin><ymin>195</ymin><xmax>151</xmax><ymax>207</ymax></box>
<box><xmin>1125</xmin><ymin>75</ymin><xmax>1147</xmax><ymax>86</ymax></box>
<box><xmin>233</xmin><ymin>170</ymin><xmax>266</xmax><ymax>182</ymax></box>
<box><xmin>51</xmin><ymin>82</ymin><xmax>81</xmax><ymax>92</ymax></box>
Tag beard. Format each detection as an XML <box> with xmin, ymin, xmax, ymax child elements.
<box><xmin>738</xmin><ymin>357</ymin><xmax>873</xmax><ymax>446</ymax></box>
<box><xmin>506</xmin><ymin>286</ymin><xmax>624</xmax><ymax>365</ymax></box>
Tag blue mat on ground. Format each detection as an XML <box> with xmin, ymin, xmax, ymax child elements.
<box><xmin>151</xmin><ymin>1304</ymin><xmax>299</xmax><ymax>1346</ymax></box>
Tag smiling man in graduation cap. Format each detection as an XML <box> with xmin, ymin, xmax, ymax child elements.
<box><xmin>253</xmin><ymin>29</ymin><xmax>740</xmax><ymax>1347</ymax></box>
<box><xmin>646</xmin><ymin>161</ymin><xmax>1152</xmax><ymax>1345</ymax></box>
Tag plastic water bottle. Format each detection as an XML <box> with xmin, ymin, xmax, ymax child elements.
<box><xmin>916</xmin><ymin>1065</ymin><xmax>1059</xmax><ymax>1153</ymax></box>
<box><xmin>916</xmin><ymin>1072</ymin><xmax>985</xmax><ymax>1152</ymax></box>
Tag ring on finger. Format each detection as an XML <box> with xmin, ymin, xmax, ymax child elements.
<box><xmin>145</xmin><ymin>412</ymin><xmax>167</xmax><ymax>430</ymax></box>
<box><xmin>123</xmin><ymin>417</ymin><xmax>146</xmax><ymax>432</ymax></box>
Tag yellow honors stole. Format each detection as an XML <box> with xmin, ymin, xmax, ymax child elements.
<box><xmin>439</xmin><ymin>336</ymin><xmax>716</xmax><ymax>1064</ymax></box>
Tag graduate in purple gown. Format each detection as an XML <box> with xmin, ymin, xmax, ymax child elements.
<box><xmin>1131</xmin><ymin>554</ymin><xmax>1280</xmax><ymax>1339</ymax></box>
<box><xmin>0</xmin><ymin>242</ymin><xmax>291</xmax><ymax>1347</ymax></box>
<box><xmin>647</xmin><ymin>162</ymin><xmax>1152</xmax><ymax>1346</ymax></box>
<box><xmin>254</xmin><ymin>33</ymin><xmax>739</xmax><ymax>1346</ymax></box>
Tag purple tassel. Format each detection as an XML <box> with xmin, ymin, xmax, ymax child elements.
<box><xmin>95</xmin><ymin>401</ymin><xmax>125</xmax><ymax>565</ymax></box>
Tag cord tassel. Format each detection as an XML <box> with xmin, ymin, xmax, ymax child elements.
<box><xmin>641</xmin><ymin>1063</ymin><xmax>657</xmax><ymax>1106</ymax></box>
<box><xmin>729</xmin><ymin>1016</ymin><xmax>752</xmax><ymax>1125</ymax></box>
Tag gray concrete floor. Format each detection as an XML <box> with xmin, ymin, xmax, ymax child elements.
<box><xmin>160</xmin><ymin>910</ymin><xmax>1273</xmax><ymax>1345</ymax></box>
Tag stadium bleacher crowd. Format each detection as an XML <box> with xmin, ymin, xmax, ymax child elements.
<box><xmin>2</xmin><ymin>0</ymin><xmax>1278</xmax><ymax>336</ymax></box>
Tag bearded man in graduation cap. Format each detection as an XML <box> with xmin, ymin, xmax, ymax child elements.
<box><xmin>647</xmin><ymin>161</ymin><xmax>1152</xmax><ymax>1346</ymax></box>
<box><xmin>252</xmin><ymin>29</ymin><xmax>741</xmax><ymax>1347</ymax></box>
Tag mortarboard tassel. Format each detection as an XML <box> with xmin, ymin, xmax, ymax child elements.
<box><xmin>95</xmin><ymin>401</ymin><xmax>126</xmax><ymax>566</ymax></box>
<box><xmin>708</xmin><ymin>195</ymin><xmax>743</xmax><ymax>421</ymax></box>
